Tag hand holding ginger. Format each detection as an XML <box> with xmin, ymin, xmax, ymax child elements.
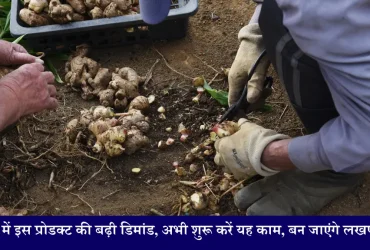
<box><xmin>0</xmin><ymin>63</ymin><xmax>58</xmax><ymax>131</ymax></box>
<box><xmin>0</xmin><ymin>40</ymin><xmax>43</xmax><ymax>66</ymax></box>
<box><xmin>214</xmin><ymin>118</ymin><xmax>290</xmax><ymax>180</ymax></box>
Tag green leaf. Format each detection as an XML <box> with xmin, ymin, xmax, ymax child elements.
<box><xmin>45</xmin><ymin>57</ymin><xmax>64</xmax><ymax>84</ymax></box>
<box><xmin>0</xmin><ymin>2</ymin><xmax>11</xmax><ymax>16</ymax></box>
<box><xmin>202</xmin><ymin>78</ymin><xmax>229</xmax><ymax>106</ymax></box>
<box><xmin>261</xmin><ymin>104</ymin><xmax>273</xmax><ymax>112</ymax></box>
<box><xmin>0</xmin><ymin>11</ymin><xmax>10</xmax><ymax>38</ymax></box>
<box><xmin>12</xmin><ymin>34</ymin><xmax>26</xmax><ymax>44</ymax></box>
<box><xmin>0</xmin><ymin>17</ymin><xmax>7</xmax><ymax>27</ymax></box>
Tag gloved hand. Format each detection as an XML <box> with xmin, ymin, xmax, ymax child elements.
<box><xmin>214</xmin><ymin>118</ymin><xmax>290</xmax><ymax>180</ymax></box>
<box><xmin>0</xmin><ymin>40</ymin><xmax>43</xmax><ymax>66</ymax></box>
<box><xmin>228</xmin><ymin>23</ymin><xmax>270</xmax><ymax>107</ymax></box>
<box><xmin>234</xmin><ymin>169</ymin><xmax>363</xmax><ymax>215</ymax></box>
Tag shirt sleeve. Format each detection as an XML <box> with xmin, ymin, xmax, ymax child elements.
<box><xmin>275</xmin><ymin>0</ymin><xmax>370</xmax><ymax>173</ymax></box>
<box><xmin>288</xmin><ymin>67</ymin><xmax>370</xmax><ymax>174</ymax></box>
<box><xmin>289</xmin><ymin>62</ymin><xmax>370</xmax><ymax>173</ymax></box>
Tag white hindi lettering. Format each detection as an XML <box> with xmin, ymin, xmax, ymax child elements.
<box><xmin>95</xmin><ymin>222</ymin><xmax>117</xmax><ymax>238</ymax></box>
<box><xmin>354</xmin><ymin>225</ymin><xmax>370</xmax><ymax>236</ymax></box>
<box><xmin>34</xmin><ymin>221</ymin><xmax>49</xmax><ymax>235</ymax></box>
<box><xmin>56</xmin><ymin>225</ymin><xmax>73</xmax><ymax>235</ymax></box>
<box><xmin>45</xmin><ymin>225</ymin><xmax>56</xmax><ymax>236</ymax></box>
<box><xmin>34</xmin><ymin>222</ymin><xmax>73</xmax><ymax>236</ymax></box>
<box><xmin>120</xmin><ymin>221</ymin><xmax>158</xmax><ymax>237</ymax></box>
<box><xmin>215</xmin><ymin>221</ymin><xmax>233</xmax><ymax>236</ymax></box>
<box><xmin>1</xmin><ymin>221</ymin><xmax>11</xmax><ymax>235</ymax></box>
<box><xmin>144</xmin><ymin>224</ymin><xmax>157</xmax><ymax>237</ymax></box>
<box><xmin>308</xmin><ymin>225</ymin><xmax>322</xmax><ymax>235</ymax></box>
<box><xmin>308</xmin><ymin>221</ymin><xmax>340</xmax><ymax>238</ymax></box>
<box><xmin>133</xmin><ymin>225</ymin><xmax>145</xmax><ymax>235</ymax></box>
<box><xmin>75</xmin><ymin>222</ymin><xmax>92</xmax><ymax>235</ymax></box>
<box><xmin>324</xmin><ymin>221</ymin><xmax>340</xmax><ymax>237</ymax></box>
<box><xmin>256</xmin><ymin>225</ymin><xmax>284</xmax><ymax>237</ymax></box>
<box><xmin>174</xmin><ymin>222</ymin><xmax>188</xmax><ymax>235</ymax></box>
<box><xmin>14</xmin><ymin>225</ymin><xmax>32</xmax><ymax>238</ymax></box>
<box><xmin>132</xmin><ymin>223</ymin><xmax>156</xmax><ymax>236</ymax></box>
<box><xmin>120</xmin><ymin>221</ymin><xmax>133</xmax><ymax>235</ymax></box>
<box><xmin>236</xmin><ymin>225</ymin><xmax>253</xmax><ymax>236</ymax></box>
<box><xmin>191</xmin><ymin>225</ymin><xmax>213</xmax><ymax>241</ymax></box>
<box><xmin>162</xmin><ymin>225</ymin><xmax>173</xmax><ymax>235</ymax></box>
<box><xmin>343</xmin><ymin>225</ymin><xmax>370</xmax><ymax>236</ymax></box>
<box><xmin>287</xmin><ymin>225</ymin><xmax>305</xmax><ymax>235</ymax></box>
<box><xmin>342</xmin><ymin>225</ymin><xmax>354</xmax><ymax>236</ymax></box>
<box><xmin>162</xmin><ymin>222</ymin><xmax>188</xmax><ymax>235</ymax></box>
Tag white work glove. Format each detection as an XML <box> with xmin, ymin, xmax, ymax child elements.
<box><xmin>214</xmin><ymin>118</ymin><xmax>290</xmax><ymax>180</ymax></box>
<box><xmin>228</xmin><ymin>23</ymin><xmax>270</xmax><ymax>107</ymax></box>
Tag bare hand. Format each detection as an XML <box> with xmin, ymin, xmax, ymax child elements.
<box><xmin>0</xmin><ymin>40</ymin><xmax>43</xmax><ymax>66</ymax></box>
<box><xmin>0</xmin><ymin>63</ymin><xmax>58</xmax><ymax>126</ymax></box>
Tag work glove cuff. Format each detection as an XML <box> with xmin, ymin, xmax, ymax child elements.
<box><xmin>245</xmin><ymin>127</ymin><xmax>290</xmax><ymax>177</ymax></box>
<box><xmin>238</xmin><ymin>23</ymin><xmax>264</xmax><ymax>46</ymax></box>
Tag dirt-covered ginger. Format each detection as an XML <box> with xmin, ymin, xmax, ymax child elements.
<box><xmin>65</xmin><ymin>105</ymin><xmax>151</xmax><ymax>158</ymax></box>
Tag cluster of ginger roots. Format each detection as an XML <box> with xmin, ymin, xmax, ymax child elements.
<box><xmin>65</xmin><ymin>103</ymin><xmax>150</xmax><ymax>157</ymax></box>
<box><xmin>64</xmin><ymin>44</ymin><xmax>151</xmax><ymax>158</ymax></box>
<box><xmin>19</xmin><ymin>0</ymin><xmax>139</xmax><ymax>27</ymax></box>
<box><xmin>65</xmin><ymin>44</ymin><xmax>146</xmax><ymax>111</ymax></box>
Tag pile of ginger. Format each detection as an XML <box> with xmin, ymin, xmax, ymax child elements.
<box><xmin>65</xmin><ymin>44</ymin><xmax>146</xmax><ymax>112</ymax></box>
<box><xmin>65</xmin><ymin>100</ymin><xmax>151</xmax><ymax>157</ymax></box>
<box><xmin>19</xmin><ymin>0</ymin><xmax>139</xmax><ymax>27</ymax></box>
<box><xmin>64</xmin><ymin>44</ymin><xmax>152</xmax><ymax>158</ymax></box>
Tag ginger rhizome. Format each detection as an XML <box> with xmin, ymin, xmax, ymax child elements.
<box><xmin>19</xmin><ymin>0</ymin><xmax>140</xmax><ymax>27</ymax></box>
<box><xmin>181</xmin><ymin>120</ymin><xmax>240</xmax><ymax>164</ymax></box>
<box><xmin>65</xmin><ymin>101</ymin><xmax>150</xmax><ymax>157</ymax></box>
<box><xmin>65</xmin><ymin>44</ymin><xmax>146</xmax><ymax>111</ymax></box>
<box><xmin>64</xmin><ymin>44</ymin><xmax>152</xmax><ymax>158</ymax></box>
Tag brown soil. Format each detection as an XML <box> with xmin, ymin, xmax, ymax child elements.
<box><xmin>1</xmin><ymin>0</ymin><xmax>369</xmax><ymax>216</ymax></box>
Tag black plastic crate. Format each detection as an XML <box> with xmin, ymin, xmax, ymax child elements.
<box><xmin>10</xmin><ymin>0</ymin><xmax>198</xmax><ymax>53</ymax></box>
